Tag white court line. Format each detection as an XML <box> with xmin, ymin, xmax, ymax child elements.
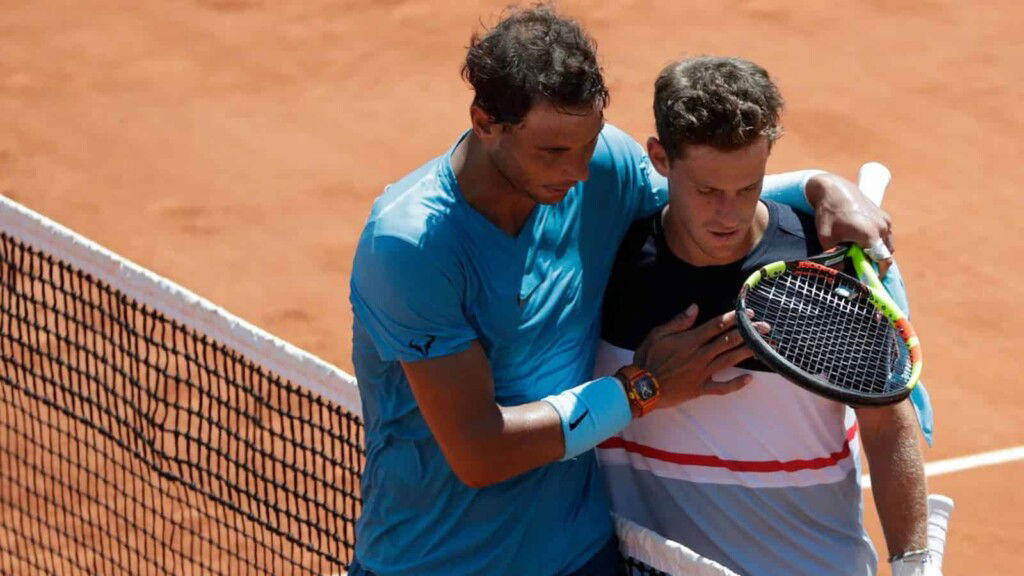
<box><xmin>862</xmin><ymin>445</ymin><xmax>1024</xmax><ymax>489</ymax></box>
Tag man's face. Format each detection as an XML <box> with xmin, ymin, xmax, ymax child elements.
<box><xmin>486</xmin><ymin>99</ymin><xmax>604</xmax><ymax>205</ymax></box>
<box><xmin>650</xmin><ymin>136</ymin><xmax>771</xmax><ymax>266</ymax></box>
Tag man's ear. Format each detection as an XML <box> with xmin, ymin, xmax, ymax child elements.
<box><xmin>470</xmin><ymin>105</ymin><xmax>499</xmax><ymax>141</ymax></box>
<box><xmin>647</xmin><ymin>137</ymin><xmax>672</xmax><ymax>177</ymax></box>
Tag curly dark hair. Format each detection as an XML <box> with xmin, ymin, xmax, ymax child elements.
<box><xmin>654</xmin><ymin>56</ymin><xmax>783</xmax><ymax>160</ymax></box>
<box><xmin>462</xmin><ymin>4</ymin><xmax>609</xmax><ymax>124</ymax></box>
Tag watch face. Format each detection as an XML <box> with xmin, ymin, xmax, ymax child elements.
<box><xmin>635</xmin><ymin>376</ymin><xmax>657</xmax><ymax>401</ymax></box>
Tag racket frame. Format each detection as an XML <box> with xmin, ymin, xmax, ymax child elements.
<box><xmin>736</xmin><ymin>245</ymin><xmax>922</xmax><ymax>407</ymax></box>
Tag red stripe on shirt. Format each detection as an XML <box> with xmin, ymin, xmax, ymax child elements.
<box><xmin>598</xmin><ymin>422</ymin><xmax>859</xmax><ymax>473</ymax></box>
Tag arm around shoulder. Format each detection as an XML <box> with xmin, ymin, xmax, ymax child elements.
<box><xmin>804</xmin><ymin>172</ymin><xmax>895</xmax><ymax>262</ymax></box>
<box><xmin>762</xmin><ymin>169</ymin><xmax>896</xmax><ymax>270</ymax></box>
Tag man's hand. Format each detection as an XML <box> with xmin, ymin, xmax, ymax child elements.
<box><xmin>806</xmin><ymin>173</ymin><xmax>895</xmax><ymax>277</ymax></box>
<box><xmin>633</xmin><ymin>305</ymin><xmax>766</xmax><ymax>408</ymax></box>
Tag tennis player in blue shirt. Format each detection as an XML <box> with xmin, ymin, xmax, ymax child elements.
<box><xmin>348</xmin><ymin>5</ymin><xmax>897</xmax><ymax>575</ymax></box>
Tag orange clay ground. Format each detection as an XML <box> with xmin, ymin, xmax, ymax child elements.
<box><xmin>2</xmin><ymin>1</ymin><xmax>1022</xmax><ymax>573</ymax></box>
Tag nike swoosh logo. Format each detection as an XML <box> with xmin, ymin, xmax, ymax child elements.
<box><xmin>569</xmin><ymin>409</ymin><xmax>589</xmax><ymax>431</ymax></box>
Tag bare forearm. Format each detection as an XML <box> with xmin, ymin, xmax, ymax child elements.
<box><xmin>453</xmin><ymin>401</ymin><xmax>566</xmax><ymax>487</ymax></box>
<box><xmin>464</xmin><ymin>373</ymin><xmax>637</xmax><ymax>486</ymax></box>
<box><xmin>805</xmin><ymin>173</ymin><xmax>855</xmax><ymax>209</ymax></box>
<box><xmin>859</xmin><ymin>403</ymin><xmax>928</xmax><ymax>556</ymax></box>
<box><xmin>404</xmin><ymin>340</ymin><xmax>638</xmax><ymax>488</ymax></box>
<box><xmin>803</xmin><ymin>172</ymin><xmax>895</xmax><ymax>276</ymax></box>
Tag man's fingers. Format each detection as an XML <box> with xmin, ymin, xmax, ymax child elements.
<box><xmin>703</xmin><ymin>326</ymin><xmax>752</xmax><ymax>358</ymax></box>
<box><xmin>864</xmin><ymin>236</ymin><xmax>896</xmax><ymax>279</ymax></box>
<box><xmin>634</xmin><ymin>304</ymin><xmax>698</xmax><ymax>367</ymax></box>
<box><xmin>815</xmin><ymin>214</ymin><xmax>836</xmax><ymax>250</ymax></box>
<box><xmin>706</xmin><ymin>343</ymin><xmax>756</xmax><ymax>375</ymax></box>
<box><xmin>700</xmin><ymin>374</ymin><xmax>751</xmax><ymax>397</ymax></box>
<box><xmin>877</xmin><ymin>257</ymin><xmax>893</xmax><ymax>278</ymax></box>
<box><xmin>661</xmin><ymin>304</ymin><xmax>699</xmax><ymax>334</ymax></box>
<box><xmin>644</xmin><ymin>304</ymin><xmax>698</xmax><ymax>342</ymax></box>
<box><xmin>878</xmin><ymin>227</ymin><xmax>895</xmax><ymax>278</ymax></box>
<box><xmin>692</xmin><ymin>309</ymin><xmax>745</xmax><ymax>344</ymax></box>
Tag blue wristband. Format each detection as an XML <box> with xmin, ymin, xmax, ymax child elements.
<box><xmin>543</xmin><ymin>376</ymin><xmax>633</xmax><ymax>461</ymax></box>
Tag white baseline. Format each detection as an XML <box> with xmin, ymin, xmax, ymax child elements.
<box><xmin>862</xmin><ymin>444</ymin><xmax>1024</xmax><ymax>489</ymax></box>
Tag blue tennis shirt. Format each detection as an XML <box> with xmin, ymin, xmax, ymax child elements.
<box><xmin>349</xmin><ymin>124</ymin><xmax>821</xmax><ymax>576</ymax></box>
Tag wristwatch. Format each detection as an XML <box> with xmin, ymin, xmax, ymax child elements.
<box><xmin>615</xmin><ymin>365</ymin><xmax>660</xmax><ymax>417</ymax></box>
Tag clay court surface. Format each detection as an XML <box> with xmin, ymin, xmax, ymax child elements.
<box><xmin>1</xmin><ymin>0</ymin><xmax>1022</xmax><ymax>573</ymax></box>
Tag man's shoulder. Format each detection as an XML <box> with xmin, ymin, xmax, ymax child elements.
<box><xmin>596</xmin><ymin>122</ymin><xmax>637</xmax><ymax>150</ymax></box>
<box><xmin>364</xmin><ymin>155</ymin><xmax>461</xmax><ymax>248</ymax></box>
<box><xmin>587</xmin><ymin>123</ymin><xmax>666</xmax><ymax>219</ymax></box>
<box><xmin>758</xmin><ymin>200</ymin><xmax>823</xmax><ymax>261</ymax></box>
<box><xmin>588</xmin><ymin>123</ymin><xmax>644</xmax><ymax>178</ymax></box>
<box><xmin>766</xmin><ymin>199</ymin><xmax>816</xmax><ymax>238</ymax></box>
<box><xmin>353</xmin><ymin>154</ymin><xmax>466</xmax><ymax>286</ymax></box>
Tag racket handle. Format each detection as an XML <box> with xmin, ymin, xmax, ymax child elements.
<box><xmin>857</xmin><ymin>161</ymin><xmax>892</xmax><ymax>207</ymax></box>
<box><xmin>926</xmin><ymin>494</ymin><xmax>955</xmax><ymax>570</ymax></box>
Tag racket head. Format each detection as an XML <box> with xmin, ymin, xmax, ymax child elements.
<box><xmin>736</xmin><ymin>256</ymin><xmax>921</xmax><ymax>406</ymax></box>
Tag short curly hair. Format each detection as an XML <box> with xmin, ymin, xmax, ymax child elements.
<box><xmin>654</xmin><ymin>56</ymin><xmax>783</xmax><ymax>160</ymax></box>
<box><xmin>462</xmin><ymin>4</ymin><xmax>609</xmax><ymax>124</ymax></box>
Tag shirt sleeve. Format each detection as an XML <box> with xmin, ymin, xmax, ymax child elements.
<box><xmin>350</xmin><ymin>234</ymin><xmax>476</xmax><ymax>363</ymax></box>
<box><xmin>761</xmin><ymin>169</ymin><xmax>826</xmax><ymax>215</ymax></box>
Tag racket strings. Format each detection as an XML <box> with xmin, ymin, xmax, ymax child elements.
<box><xmin>746</xmin><ymin>268</ymin><xmax>912</xmax><ymax>395</ymax></box>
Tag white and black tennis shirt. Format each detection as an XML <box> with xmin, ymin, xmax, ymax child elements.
<box><xmin>596</xmin><ymin>200</ymin><xmax>877</xmax><ymax>576</ymax></box>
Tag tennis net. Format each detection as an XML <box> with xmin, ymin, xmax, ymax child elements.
<box><xmin>0</xmin><ymin>195</ymin><xmax>736</xmax><ymax>576</ymax></box>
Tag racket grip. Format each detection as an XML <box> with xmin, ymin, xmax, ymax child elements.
<box><xmin>926</xmin><ymin>494</ymin><xmax>955</xmax><ymax>570</ymax></box>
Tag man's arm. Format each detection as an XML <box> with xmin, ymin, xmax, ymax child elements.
<box><xmin>760</xmin><ymin>170</ymin><xmax>896</xmax><ymax>275</ymax></box>
<box><xmin>404</xmin><ymin>308</ymin><xmax>760</xmax><ymax>488</ymax></box>
<box><xmin>858</xmin><ymin>401</ymin><xmax>928</xmax><ymax>558</ymax></box>
<box><xmin>403</xmin><ymin>341</ymin><xmax>563</xmax><ymax>488</ymax></box>
<box><xmin>805</xmin><ymin>172</ymin><xmax>896</xmax><ymax>275</ymax></box>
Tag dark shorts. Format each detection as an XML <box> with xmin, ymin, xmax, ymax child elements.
<box><xmin>347</xmin><ymin>535</ymin><xmax>623</xmax><ymax>576</ymax></box>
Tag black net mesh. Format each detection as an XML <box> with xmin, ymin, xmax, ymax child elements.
<box><xmin>744</xmin><ymin>264</ymin><xmax>912</xmax><ymax>396</ymax></box>
<box><xmin>0</xmin><ymin>232</ymin><xmax>364</xmax><ymax>575</ymax></box>
<box><xmin>0</xmin><ymin>221</ymin><xmax>704</xmax><ymax>575</ymax></box>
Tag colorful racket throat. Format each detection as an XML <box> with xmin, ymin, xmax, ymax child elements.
<box><xmin>735</xmin><ymin>244</ymin><xmax>923</xmax><ymax>406</ymax></box>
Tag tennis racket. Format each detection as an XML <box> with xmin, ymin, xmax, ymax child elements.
<box><xmin>735</xmin><ymin>162</ymin><xmax>922</xmax><ymax>406</ymax></box>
